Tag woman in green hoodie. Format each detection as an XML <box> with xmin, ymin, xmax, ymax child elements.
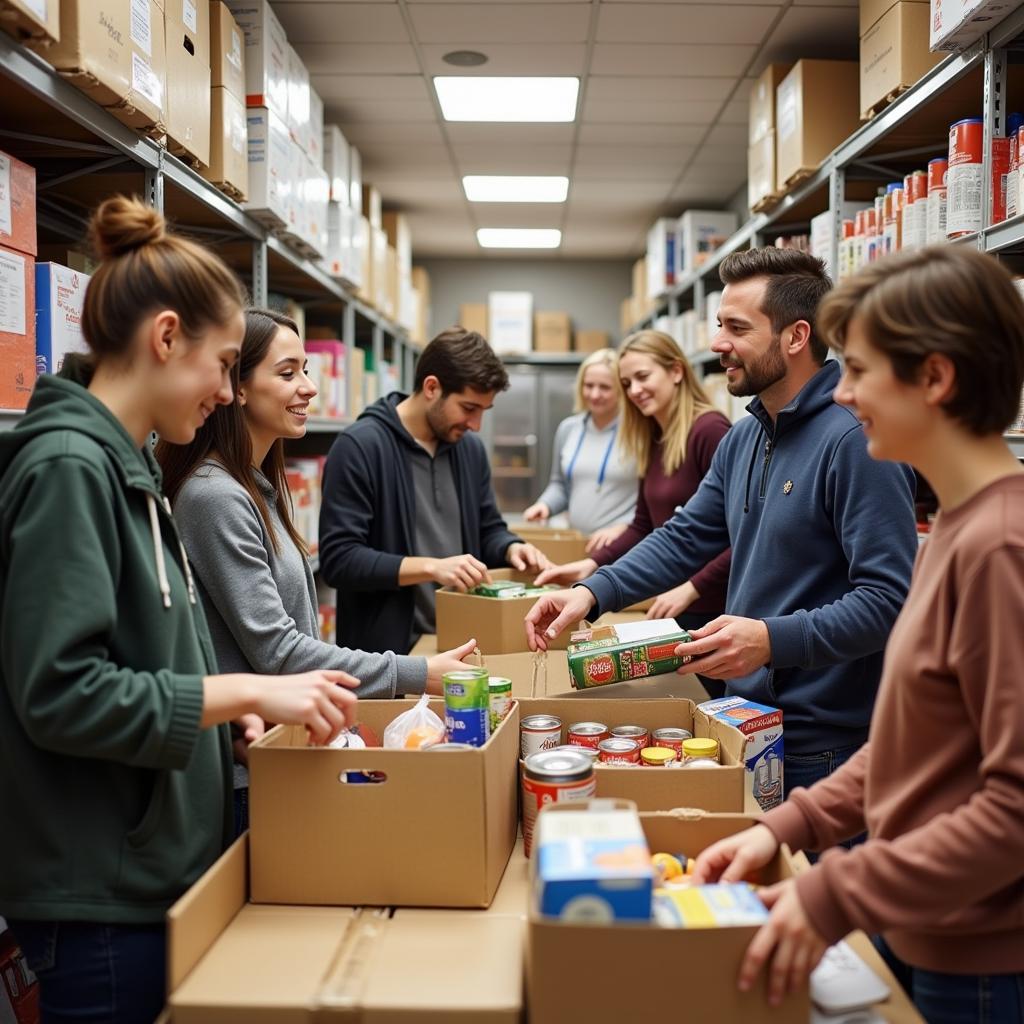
<box><xmin>0</xmin><ymin>196</ymin><xmax>358</xmax><ymax>1024</ymax></box>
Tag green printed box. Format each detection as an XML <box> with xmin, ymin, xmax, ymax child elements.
<box><xmin>567</xmin><ymin>619</ymin><xmax>692</xmax><ymax>689</ymax></box>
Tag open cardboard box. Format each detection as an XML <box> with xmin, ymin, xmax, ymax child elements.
<box><xmin>519</xmin><ymin>697</ymin><xmax>745</xmax><ymax>812</ymax></box>
<box><xmin>166</xmin><ymin>835</ymin><xmax>524</xmax><ymax>1022</ymax></box>
<box><xmin>528</xmin><ymin>807</ymin><xmax>808</xmax><ymax>1023</ymax></box>
<box><xmin>514</xmin><ymin>525</ymin><xmax>588</xmax><ymax>564</ymax></box>
<box><xmin>248</xmin><ymin>700</ymin><xmax>520</xmax><ymax>908</ymax></box>
<box><xmin>435</xmin><ymin>568</ymin><xmax>579</xmax><ymax>654</ymax></box>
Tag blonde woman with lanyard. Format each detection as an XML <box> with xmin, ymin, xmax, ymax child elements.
<box><xmin>523</xmin><ymin>348</ymin><xmax>638</xmax><ymax>541</ymax></box>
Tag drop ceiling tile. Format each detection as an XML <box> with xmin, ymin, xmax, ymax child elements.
<box><xmin>577</xmin><ymin>122</ymin><xmax>706</xmax><ymax>145</ymax></box>
<box><xmin>312</xmin><ymin>75</ymin><xmax>430</xmax><ymax>102</ymax></box>
<box><xmin>374</xmin><ymin>180</ymin><xmax>466</xmax><ymax>208</ymax></box>
<box><xmin>455</xmin><ymin>144</ymin><xmax>573</xmax><ymax>172</ymax></box>
<box><xmin>361</xmin><ymin>161</ymin><xmax>457</xmax><ymax>183</ymax></box>
<box><xmin>332</xmin><ymin>97</ymin><xmax>438</xmax><ymax>122</ymax></box>
<box><xmin>419</xmin><ymin>43</ymin><xmax>587</xmax><ymax>75</ymax></box>
<box><xmin>596</xmin><ymin>4</ymin><xmax>779</xmax><ymax>44</ymax></box>
<box><xmin>669</xmin><ymin>181</ymin><xmax>741</xmax><ymax>205</ymax></box>
<box><xmin>569</xmin><ymin>180</ymin><xmax>671</xmax><ymax>204</ymax></box>
<box><xmin>586</xmin><ymin>76</ymin><xmax>736</xmax><ymax>103</ymax></box>
<box><xmin>336</xmin><ymin>122</ymin><xmax>446</xmax><ymax>146</ymax></box>
<box><xmin>475</xmin><ymin>206</ymin><xmax>565</xmax><ymax>228</ymax></box>
<box><xmin>591</xmin><ymin>43</ymin><xmax>756</xmax><ymax>77</ymax></box>
<box><xmin>704</xmin><ymin>122</ymin><xmax>750</xmax><ymax>146</ymax></box>
<box><xmin>572</xmin><ymin>160</ymin><xmax>685</xmax><ymax>183</ymax></box>
<box><xmin>753</xmin><ymin>6</ymin><xmax>859</xmax><ymax>72</ymax></box>
<box><xmin>273</xmin><ymin>3</ymin><xmax>409</xmax><ymax>43</ymax></box>
<box><xmin>718</xmin><ymin>98</ymin><xmax>749</xmax><ymax>124</ymax></box>
<box><xmin>292</xmin><ymin>42</ymin><xmax>420</xmax><ymax>74</ymax></box>
<box><xmin>574</xmin><ymin>143</ymin><xmax>695</xmax><ymax>168</ymax></box>
<box><xmin>443</xmin><ymin>123</ymin><xmax>575</xmax><ymax>145</ymax></box>
<box><xmin>602</xmin><ymin>0</ymin><xmax>780</xmax><ymax>5</ymax></box>
<box><xmin>408</xmin><ymin>4</ymin><xmax>590</xmax><ymax>42</ymax></box>
<box><xmin>792</xmin><ymin>0</ymin><xmax>856</xmax><ymax>5</ymax></box>
<box><xmin>357</xmin><ymin>143</ymin><xmax>453</xmax><ymax>171</ymax></box>
<box><xmin>582</xmin><ymin>97</ymin><xmax>726</xmax><ymax>125</ymax></box>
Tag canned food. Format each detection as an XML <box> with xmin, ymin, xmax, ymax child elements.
<box><xmin>610</xmin><ymin>724</ymin><xmax>650</xmax><ymax>749</ymax></box>
<box><xmin>683</xmin><ymin>737</ymin><xmax>720</xmax><ymax>764</ymax></box>
<box><xmin>443</xmin><ymin>668</ymin><xmax>490</xmax><ymax>747</ymax></box>
<box><xmin>641</xmin><ymin>747</ymin><xmax>677</xmax><ymax>767</ymax></box>
<box><xmin>488</xmin><ymin>676</ymin><xmax>512</xmax><ymax>732</ymax></box>
<box><xmin>567</xmin><ymin>721</ymin><xmax>611</xmax><ymax>750</ymax></box>
<box><xmin>947</xmin><ymin>117</ymin><xmax>983</xmax><ymax>238</ymax></box>
<box><xmin>521</xmin><ymin>748</ymin><xmax>596</xmax><ymax>857</ymax></box>
<box><xmin>471</xmin><ymin>580</ymin><xmax>526</xmax><ymax>598</ymax></box>
<box><xmin>652</xmin><ymin>727</ymin><xmax>692</xmax><ymax>759</ymax></box>
<box><xmin>520</xmin><ymin>714</ymin><xmax>562</xmax><ymax>758</ymax></box>
<box><xmin>598</xmin><ymin>737</ymin><xmax>641</xmax><ymax>765</ymax></box>
<box><xmin>426</xmin><ymin>743</ymin><xmax>477</xmax><ymax>751</ymax></box>
<box><xmin>551</xmin><ymin>743</ymin><xmax>599</xmax><ymax>763</ymax></box>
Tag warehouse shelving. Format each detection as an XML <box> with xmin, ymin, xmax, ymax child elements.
<box><xmin>0</xmin><ymin>30</ymin><xmax>421</xmax><ymax>431</ymax></box>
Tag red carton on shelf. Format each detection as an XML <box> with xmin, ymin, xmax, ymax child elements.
<box><xmin>0</xmin><ymin>243</ymin><xmax>35</xmax><ymax>410</ymax></box>
<box><xmin>0</xmin><ymin>150</ymin><xmax>37</xmax><ymax>258</ymax></box>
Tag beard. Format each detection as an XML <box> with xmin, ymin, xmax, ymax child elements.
<box><xmin>426</xmin><ymin>397</ymin><xmax>461</xmax><ymax>443</ymax></box>
<box><xmin>725</xmin><ymin>333</ymin><xmax>786</xmax><ymax>397</ymax></box>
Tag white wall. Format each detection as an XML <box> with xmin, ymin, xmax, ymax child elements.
<box><xmin>420</xmin><ymin>258</ymin><xmax>632</xmax><ymax>341</ymax></box>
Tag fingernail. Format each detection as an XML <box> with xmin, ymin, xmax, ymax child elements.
<box><xmin>546</xmin><ymin>629</ymin><xmax>556</xmax><ymax>638</ymax></box>
<box><xmin>738</xmin><ymin>980</ymin><xmax>749</xmax><ymax>992</ymax></box>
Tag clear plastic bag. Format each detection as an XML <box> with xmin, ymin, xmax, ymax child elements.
<box><xmin>383</xmin><ymin>692</ymin><xmax>446</xmax><ymax>749</ymax></box>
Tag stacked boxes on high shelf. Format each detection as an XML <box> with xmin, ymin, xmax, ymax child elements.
<box><xmin>0</xmin><ymin>150</ymin><xmax>36</xmax><ymax>410</ymax></box>
<box><xmin>204</xmin><ymin>2</ymin><xmax>249</xmax><ymax>200</ymax></box>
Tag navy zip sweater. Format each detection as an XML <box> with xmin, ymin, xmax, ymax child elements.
<box><xmin>584</xmin><ymin>361</ymin><xmax>917</xmax><ymax>754</ymax></box>
<box><xmin>319</xmin><ymin>393</ymin><xmax>521</xmax><ymax>655</ymax></box>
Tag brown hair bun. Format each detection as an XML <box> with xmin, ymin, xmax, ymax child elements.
<box><xmin>89</xmin><ymin>195</ymin><xmax>166</xmax><ymax>260</ymax></box>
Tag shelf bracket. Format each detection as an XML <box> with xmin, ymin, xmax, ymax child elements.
<box><xmin>144</xmin><ymin>149</ymin><xmax>164</xmax><ymax>214</ymax></box>
<box><xmin>828</xmin><ymin>165</ymin><xmax>845</xmax><ymax>281</ymax></box>
<box><xmin>343</xmin><ymin>302</ymin><xmax>356</xmax><ymax>348</ymax></box>
<box><xmin>982</xmin><ymin>46</ymin><xmax>1008</xmax><ymax>250</ymax></box>
<box><xmin>251</xmin><ymin>241</ymin><xmax>268</xmax><ymax>308</ymax></box>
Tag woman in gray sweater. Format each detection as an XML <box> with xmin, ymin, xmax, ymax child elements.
<box><xmin>157</xmin><ymin>310</ymin><xmax>475</xmax><ymax>831</ymax></box>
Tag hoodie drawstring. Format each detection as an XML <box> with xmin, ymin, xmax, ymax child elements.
<box><xmin>147</xmin><ymin>494</ymin><xmax>172</xmax><ymax>609</ymax></box>
<box><xmin>742</xmin><ymin>427</ymin><xmax>762</xmax><ymax>514</ymax></box>
<box><xmin>164</xmin><ymin>496</ymin><xmax>198</xmax><ymax>605</ymax></box>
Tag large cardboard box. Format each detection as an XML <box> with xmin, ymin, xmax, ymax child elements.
<box><xmin>748</xmin><ymin>130</ymin><xmax>781</xmax><ymax>210</ymax></box>
<box><xmin>520</xmin><ymin>696</ymin><xmax>745</xmax><ymax>812</ymax></box>
<box><xmin>165</xmin><ymin>1</ymin><xmax>211</xmax><ymax>165</ymax></box>
<box><xmin>248</xmin><ymin>700</ymin><xmax>520</xmax><ymax>907</ymax></box>
<box><xmin>243</xmin><ymin>105</ymin><xmax>289</xmax><ymax>228</ymax></box>
<box><xmin>861</xmin><ymin>2</ymin><xmax>942</xmax><ymax>118</ymax></box>
<box><xmin>0</xmin><ymin>151</ymin><xmax>37</xmax><ymax>259</ymax></box>
<box><xmin>224</xmin><ymin>0</ymin><xmax>287</xmax><ymax>118</ymax></box>
<box><xmin>489</xmin><ymin>291</ymin><xmax>533</xmax><ymax>353</ymax></box>
<box><xmin>534</xmin><ymin>310</ymin><xmax>571</xmax><ymax>353</ymax></box>
<box><xmin>749</xmin><ymin>61</ymin><xmax>793</xmax><ymax>144</ymax></box>
<box><xmin>208</xmin><ymin>0</ymin><xmax>244</xmax><ymax>99</ymax></box>
<box><xmin>646</xmin><ymin>217</ymin><xmax>677</xmax><ymax>295</ymax></box>
<box><xmin>528</xmin><ymin>809</ymin><xmax>809</xmax><ymax>1024</ymax></box>
<box><xmin>35</xmin><ymin>262</ymin><xmax>89</xmax><ymax>376</ymax></box>
<box><xmin>362</xmin><ymin>183</ymin><xmax>382</xmax><ymax>230</ymax></box>
<box><xmin>323</xmin><ymin>200</ymin><xmax>353</xmax><ymax>281</ymax></box>
<box><xmin>382</xmin><ymin>211</ymin><xmax>411</xmax><ymax>278</ymax></box>
<box><xmin>459</xmin><ymin>301</ymin><xmax>488</xmax><ymax>336</ymax></box>
<box><xmin>930</xmin><ymin>0</ymin><xmax>1022</xmax><ymax>51</ymax></box>
<box><xmin>323</xmin><ymin>124</ymin><xmax>350</xmax><ymax>206</ymax></box>
<box><xmin>0</xmin><ymin>244</ymin><xmax>34</xmax><ymax>410</ymax></box>
<box><xmin>619</xmin><ymin>296</ymin><xmax>634</xmax><ymax>334</ymax></box>
<box><xmin>677</xmin><ymin>210</ymin><xmax>739</xmax><ymax>277</ymax></box>
<box><xmin>514</xmin><ymin>525</ymin><xmax>587</xmax><ymax>564</ymax></box>
<box><xmin>574</xmin><ymin>328</ymin><xmax>610</xmax><ymax>353</ymax></box>
<box><xmin>776</xmin><ymin>60</ymin><xmax>861</xmax><ymax>191</ymax></box>
<box><xmin>632</xmin><ymin>255</ymin><xmax>647</xmax><ymax>304</ymax></box>
<box><xmin>435</xmin><ymin>568</ymin><xmax>577</xmax><ymax>654</ymax></box>
<box><xmin>0</xmin><ymin>0</ymin><xmax>59</xmax><ymax>46</ymax></box>
<box><xmin>285</xmin><ymin>42</ymin><xmax>310</xmax><ymax>148</ymax></box>
<box><xmin>202</xmin><ymin>85</ymin><xmax>247</xmax><ymax>200</ymax></box>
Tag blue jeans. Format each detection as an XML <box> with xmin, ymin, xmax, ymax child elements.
<box><xmin>873</xmin><ymin>936</ymin><xmax>1024</xmax><ymax>1023</ymax></box>
<box><xmin>784</xmin><ymin>741</ymin><xmax>865</xmax><ymax>860</ymax></box>
<box><xmin>6</xmin><ymin>920</ymin><xmax>166</xmax><ymax>1024</ymax></box>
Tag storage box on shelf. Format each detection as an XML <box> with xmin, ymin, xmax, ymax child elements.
<box><xmin>930</xmin><ymin>0</ymin><xmax>1024</xmax><ymax>52</ymax></box>
<box><xmin>489</xmin><ymin>291</ymin><xmax>533</xmax><ymax>354</ymax></box>
<box><xmin>35</xmin><ymin>262</ymin><xmax>89</xmax><ymax>376</ymax></box>
<box><xmin>0</xmin><ymin>150</ymin><xmax>36</xmax><ymax>411</ymax></box>
<box><xmin>677</xmin><ymin>211</ymin><xmax>739</xmax><ymax>277</ymax></box>
<box><xmin>460</xmin><ymin>301</ymin><xmax>488</xmax><ymax>336</ymax></box>
<box><xmin>646</xmin><ymin>217</ymin><xmax>677</xmax><ymax>297</ymax></box>
<box><xmin>164</xmin><ymin>0</ymin><xmax>211</xmax><ymax>166</ymax></box>
<box><xmin>244</xmin><ymin>105</ymin><xmax>290</xmax><ymax>228</ymax></box>
<box><xmin>0</xmin><ymin>0</ymin><xmax>59</xmax><ymax>45</ymax></box>
<box><xmin>209</xmin><ymin>0</ymin><xmax>244</xmax><ymax>99</ymax></box>
<box><xmin>534</xmin><ymin>311</ymin><xmax>572</xmax><ymax>353</ymax></box>
<box><xmin>203</xmin><ymin>85</ymin><xmax>247</xmax><ymax>200</ymax></box>
<box><xmin>575</xmin><ymin>328</ymin><xmax>610</xmax><ymax>353</ymax></box>
<box><xmin>225</xmin><ymin>0</ymin><xmax>287</xmax><ymax>119</ymax></box>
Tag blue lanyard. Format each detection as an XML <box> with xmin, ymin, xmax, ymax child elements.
<box><xmin>565</xmin><ymin>415</ymin><xmax>618</xmax><ymax>490</ymax></box>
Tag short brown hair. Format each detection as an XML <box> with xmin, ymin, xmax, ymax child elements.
<box><xmin>413</xmin><ymin>327</ymin><xmax>509</xmax><ymax>395</ymax></box>
<box><xmin>719</xmin><ymin>247</ymin><xmax>832</xmax><ymax>363</ymax></box>
<box><xmin>818</xmin><ymin>245</ymin><xmax>1024</xmax><ymax>436</ymax></box>
<box><xmin>82</xmin><ymin>195</ymin><xmax>244</xmax><ymax>362</ymax></box>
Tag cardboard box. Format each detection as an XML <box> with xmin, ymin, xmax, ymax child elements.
<box><xmin>248</xmin><ymin>699</ymin><xmax>520</xmax><ymax>907</ymax></box>
<box><xmin>323</xmin><ymin>199</ymin><xmax>352</xmax><ymax>280</ymax></box>
<box><xmin>776</xmin><ymin>60</ymin><xmax>861</xmax><ymax>191</ymax></box>
<box><xmin>459</xmin><ymin>301</ymin><xmax>488</xmax><ymax>336</ymax></box>
<box><xmin>323</xmin><ymin>124</ymin><xmax>350</xmax><ymax>206</ymax></box>
<box><xmin>749</xmin><ymin>62</ymin><xmax>793</xmax><ymax>144</ymax></box>
<box><xmin>534</xmin><ymin>310</ymin><xmax>572</xmax><ymax>352</ymax></box>
<box><xmin>677</xmin><ymin>210</ymin><xmax>739</xmax><ymax>277</ymax></box>
<box><xmin>385</xmin><ymin>242</ymin><xmax>398</xmax><ymax>319</ymax></box>
<box><xmin>520</xmin><ymin>696</ymin><xmax>745</xmax><ymax>811</ymax></box>
<box><xmin>748</xmin><ymin>130</ymin><xmax>781</xmax><ymax>210</ymax></box>
<box><xmin>167</xmin><ymin>835</ymin><xmax>526</xmax><ymax>1023</ymax></box>
<box><xmin>489</xmin><ymin>291</ymin><xmax>532</xmax><ymax>353</ymax></box>
<box><xmin>243</xmin><ymin>105</ymin><xmax>289</xmax><ymax>228</ymax></box>
<box><xmin>436</xmin><ymin>568</ymin><xmax>578</xmax><ymax>655</ymax></box>
<box><xmin>202</xmin><ymin>85</ymin><xmax>247</xmax><ymax>200</ymax></box>
<box><xmin>308</xmin><ymin>87</ymin><xmax>323</xmax><ymax>170</ymax></box>
<box><xmin>0</xmin><ymin>244</ymin><xmax>34</xmax><ymax>410</ymax></box>
<box><xmin>362</xmin><ymin>183</ymin><xmax>382</xmax><ymax>230</ymax></box>
<box><xmin>861</xmin><ymin>2</ymin><xmax>942</xmax><ymax>118</ymax></box>
<box><xmin>382</xmin><ymin>211</ymin><xmax>411</xmax><ymax>278</ymax></box>
<box><xmin>528</xmin><ymin>810</ymin><xmax>809</xmax><ymax>1024</ymax></box>
<box><xmin>165</xmin><ymin>2</ymin><xmax>211</xmax><ymax>165</ymax></box>
<box><xmin>574</xmin><ymin>328</ymin><xmax>610</xmax><ymax>353</ymax></box>
<box><xmin>646</xmin><ymin>217</ymin><xmax>677</xmax><ymax>295</ymax></box>
<box><xmin>619</xmin><ymin>296</ymin><xmax>634</xmax><ymax>334</ymax></box>
<box><xmin>514</xmin><ymin>525</ymin><xmax>587</xmax><ymax>564</ymax></box>
<box><xmin>352</xmin><ymin>214</ymin><xmax>370</xmax><ymax>296</ymax></box>
<box><xmin>632</xmin><ymin>256</ymin><xmax>647</xmax><ymax>304</ymax></box>
<box><xmin>34</xmin><ymin>262</ymin><xmax>89</xmax><ymax>376</ymax></box>
<box><xmin>224</xmin><ymin>0</ymin><xmax>287</xmax><ymax>118</ymax></box>
<box><xmin>930</xmin><ymin>0</ymin><xmax>1022</xmax><ymax>51</ymax></box>
<box><xmin>0</xmin><ymin>151</ymin><xmax>37</xmax><ymax>258</ymax></box>
<box><xmin>347</xmin><ymin>339</ymin><xmax>365</xmax><ymax>416</ymax></box>
<box><xmin>117</xmin><ymin>0</ymin><xmax>167</xmax><ymax>134</ymax></box>
<box><xmin>349</xmin><ymin>145</ymin><xmax>362</xmax><ymax>216</ymax></box>
<box><xmin>0</xmin><ymin>0</ymin><xmax>59</xmax><ymax>46</ymax></box>
<box><xmin>208</xmin><ymin>0</ymin><xmax>244</xmax><ymax>100</ymax></box>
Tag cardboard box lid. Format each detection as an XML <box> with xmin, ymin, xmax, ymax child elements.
<box><xmin>209</xmin><ymin>0</ymin><xmax>245</xmax><ymax>97</ymax></box>
<box><xmin>749</xmin><ymin>62</ymin><xmax>793</xmax><ymax>143</ymax></box>
<box><xmin>168</xmin><ymin>0</ymin><xmax>211</xmax><ymax>64</ymax></box>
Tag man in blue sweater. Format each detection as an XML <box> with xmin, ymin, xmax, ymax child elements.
<box><xmin>527</xmin><ymin>248</ymin><xmax>917</xmax><ymax>794</ymax></box>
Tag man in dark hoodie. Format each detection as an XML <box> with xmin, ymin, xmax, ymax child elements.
<box><xmin>527</xmin><ymin>248</ymin><xmax>917</xmax><ymax>796</ymax></box>
<box><xmin>319</xmin><ymin>327</ymin><xmax>548</xmax><ymax>655</ymax></box>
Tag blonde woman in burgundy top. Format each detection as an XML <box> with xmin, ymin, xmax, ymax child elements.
<box><xmin>536</xmin><ymin>331</ymin><xmax>731</xmax><ymax>643</ymax></box>
<box><xmin>692</xmin><ymin>246</ymin><xmax>1024</xmax><ymax>1022</ymax></box>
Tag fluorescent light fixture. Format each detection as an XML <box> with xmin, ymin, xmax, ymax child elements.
<box><xmin>463</xmin><ymin>175</ymin><xmax>569</xmax><ymax>203</ymax></box>
<box><xmin>477</xmin><ymin>228</ymin><xmax>562</xmax><ymax>249</ymax></box>
<box><xmin>434</xmin><ymin>77</ymin><xmax>579</xmax><ymax>122</ymax></box>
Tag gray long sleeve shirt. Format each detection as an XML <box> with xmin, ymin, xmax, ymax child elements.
<box><xmin>174</xmin><ymin>461</ymin><xmax>429</xmax><ymax>700</ymax></box>
<box><xmin>535</xmin><ymin>412</ymin><xmax>638</xmax><ymax>535</ymax></box>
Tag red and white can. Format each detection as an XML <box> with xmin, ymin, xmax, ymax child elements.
<box><xmin>521</xmin><ymin>748</ymin><xmax>596</xmax><ymax>858</ymax></box>
<box><xmin>947</xmin><ymin>118</ymin><xmax>983</xmax><ymax>238</ymax></box>
<box><xmin>1008</xmin><ymin>132</ymin><xmax>1020</xmax><ymax>219</ymax></box>
<box><xmin>610</xmin><ymin>724</ymin><xmax>650</xmax><ymax>749</ymax></box>
<box><xmin>567</xmin><ymin>721</ymin><xmax>610</xmax><ymax>750</ymax></box>
<box><xmin>598</xmin><ymin>737</ymin><xmax>641</xmax><ymax>765</ymax></box>
<box><xmin>904</xmin><ymin>169</ymin><xmax>928</xmax><ymax>250</ymax></box>
<box><xmin>520</xmin><ymin>714</ymin><xmax>561</xmax><ymax>759</ymax></box>
<box><xmin>652</xmin><ymin>727</ymin><xmax>692</xmax><ymax>760</ymax></box>
<box><xmin>926</xmin><ymin>157</ymin><xmax>948</xmax><ymax>245</ymax></box>
<box><xmin>991</xmin><ymin>135</ymin><xmax>1011</xmax><ymax>226</ymax></box>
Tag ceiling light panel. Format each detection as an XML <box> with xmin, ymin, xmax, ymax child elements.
<box><xmin>463</xmin><ymin>176</ymin><xmax>569</xmax><ymax>202</ymax></box>
<box><xmin>477</xmin><ymin>228</ymin><xmax>562</xmax><ymax>248</ymax></box>
<box><xmin>435</xmin><ymin>77</ymin><xmax>579</xmax><ymax>122</ymax></box>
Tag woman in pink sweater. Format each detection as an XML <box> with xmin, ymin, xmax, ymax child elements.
<box><xmin>693</xmin><ymin>246</ymin><xmax>1024</xmax><ymax>1022</ymax></box>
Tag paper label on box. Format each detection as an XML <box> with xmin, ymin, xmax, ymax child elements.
<box><xmin>230</xmin><ymin>107</ymin><xmax>247</xmax><ymax>156</ymax></box>
<box><xmin>42</xmin><ymin>265</ymin><xmax>91</xmax><ymax>372</ymax></box>
<box><xmin>23</xmin><ymin>0</ymin><xmax>47</xmax><ymax>19</ymax></box>
<box><xmin>777</xmin><ymin>79</ymin><xmax>797</xmax><ymax>142</ymax></box>
<box><xmin>131</xmin><ymin>53</ymin><xmax>163</xmax><ymax>110</ymax></box>
<box><xmin>130</xmin><ymin>0</ymin><xmax>152</xmax><ymax>56</ymax></box>
<box><xmin>0</xmin><ymin>249</ymin><xmax>27</xmax><ymax>336</ymax></box>
<box><xmin>0</xmin><ymin>154</ymin><xmax>11</xmax><ymax>238</ymax></box>
<box><xmin>183</xmin><ymin>0</ymin><xmax>198</xmax><ymax>33</ymax></box>
<box><xmin>228</xmin><ymin>28</ymin><xmax>243</xmax><ymax>72</ymax></box>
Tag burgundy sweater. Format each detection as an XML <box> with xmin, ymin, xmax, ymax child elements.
<box><xmin>592</xmin><ymin>409</ymin><xmax>731</xmax><ymax>615</ymax></box>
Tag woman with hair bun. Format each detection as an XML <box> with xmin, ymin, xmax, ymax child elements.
<box><xmin>0</xmin><ymin>196</ymin><xmax>358</xmax><ymax>1022</ymax></box>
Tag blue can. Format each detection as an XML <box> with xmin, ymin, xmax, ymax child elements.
<box><xmin>443</xmin><ymin>669</ymin><xmax>491</xmax><ymax>747</ymax></box>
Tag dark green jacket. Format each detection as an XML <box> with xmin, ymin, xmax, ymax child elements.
<box><xmin>0</xmin><ymin>370</ymin><xmax>232</xmax><ymax>923</ymax></box>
